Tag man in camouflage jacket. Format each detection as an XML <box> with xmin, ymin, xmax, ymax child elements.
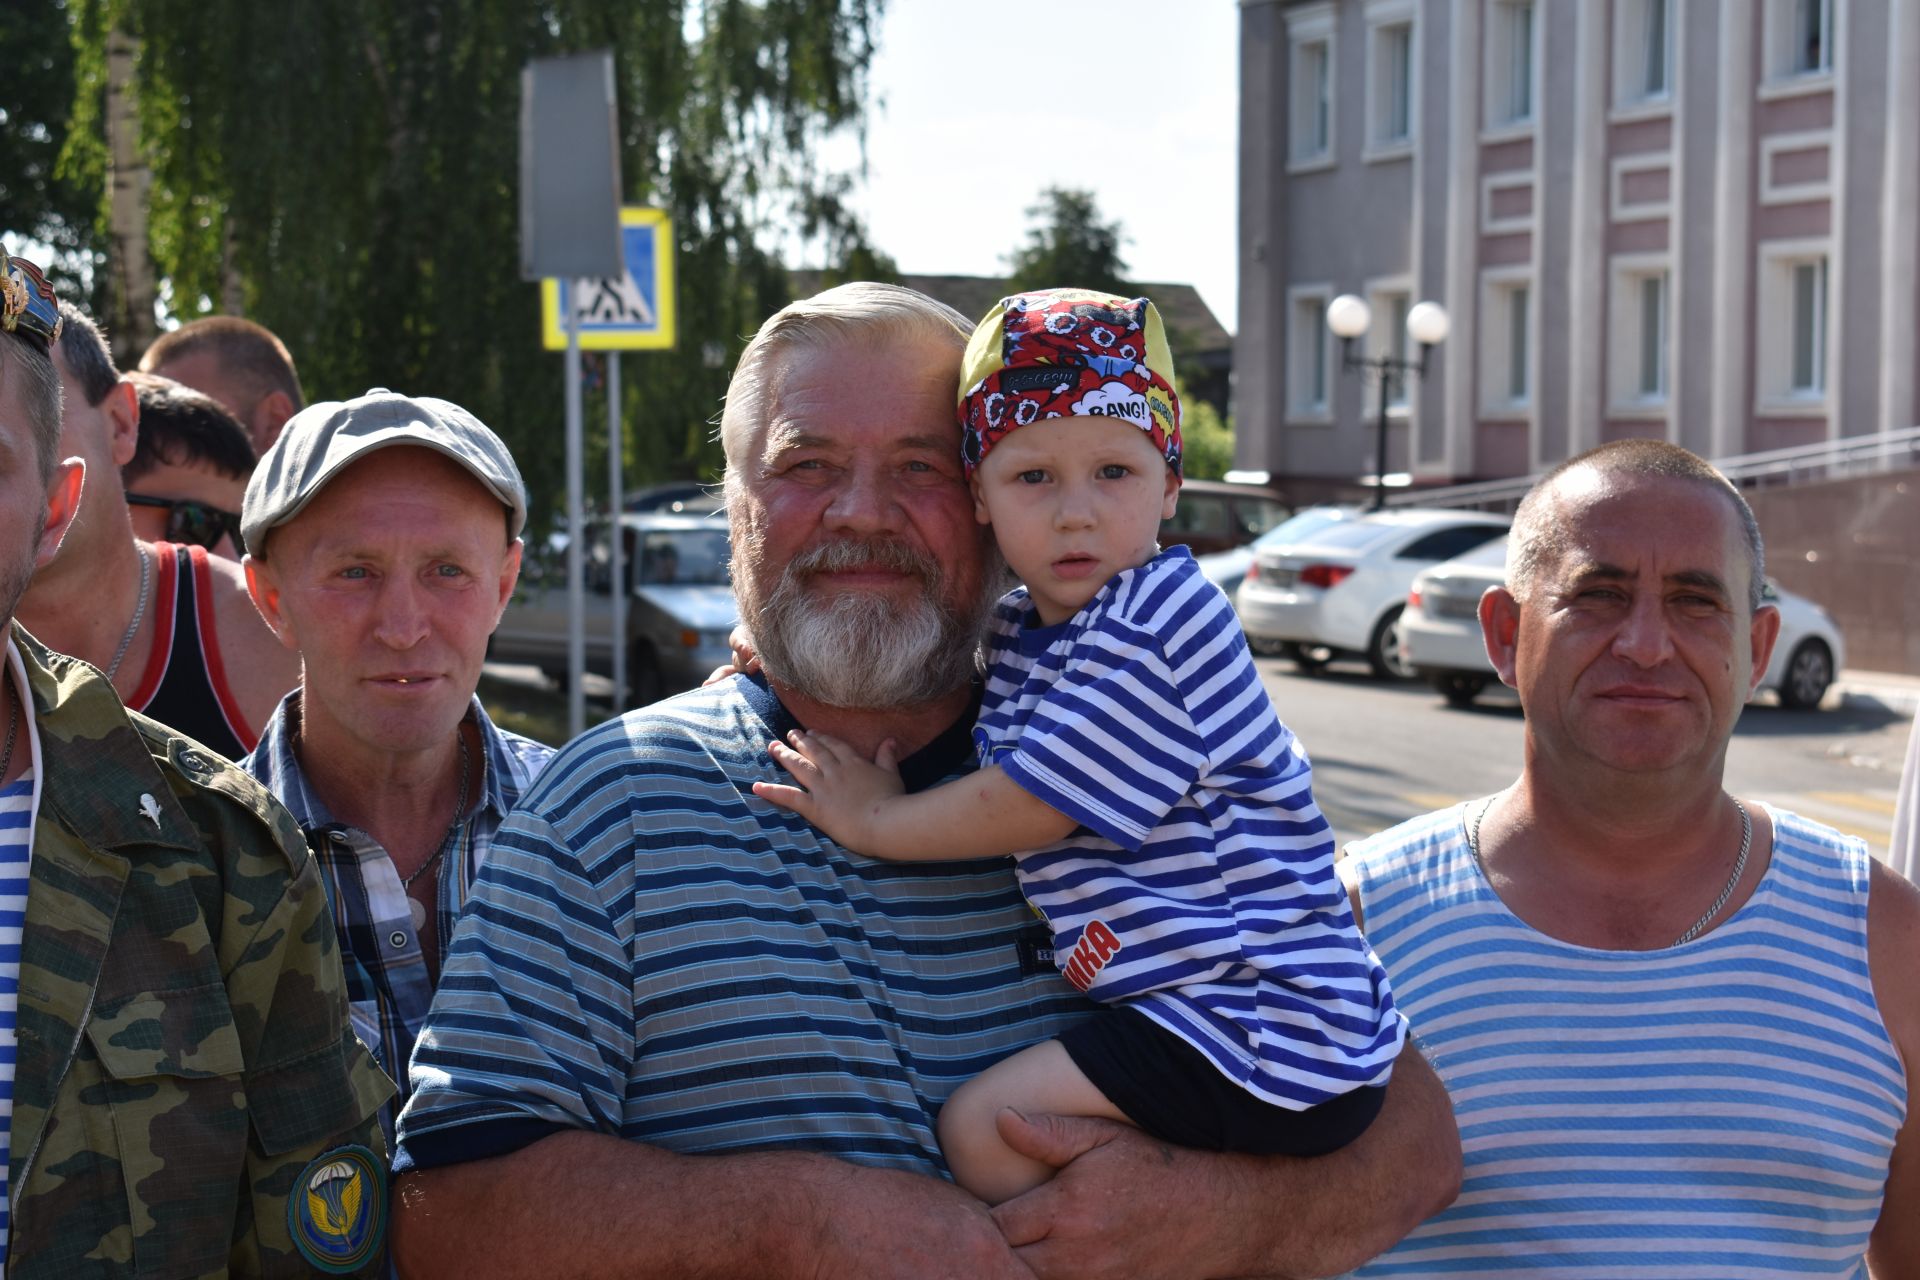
<box><xmin>0</xmin><ymin>254</ymin><xmax>392</xmax><ymax>1277</ymax></box>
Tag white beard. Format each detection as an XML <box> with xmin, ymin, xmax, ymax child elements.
<box><xmin>743</xmin><ymin>536</ymin><xmax>990</xmax><ymax>710</ymax></box>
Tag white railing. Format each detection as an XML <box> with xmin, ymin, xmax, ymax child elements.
<box><xmin>1385</xmin><ymin>426</ymin><xmax>1920</xmax><ymax>512</ymax></box>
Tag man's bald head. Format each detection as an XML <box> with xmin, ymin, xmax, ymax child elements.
<box><xmin>141</xmin><ymin>316</ymin><xmax>303</xmax><ymax>452</ymax></box>
<box><xmin>1508</xmin><ymin>439</ymin><xmax>1766</xmax><ymax>613</ymax></box>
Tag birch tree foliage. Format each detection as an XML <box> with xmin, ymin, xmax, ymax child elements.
<box><xmin>59</xmin><ymin>0</ymin><xmax>887</xmax><ymax>516</ymax></box>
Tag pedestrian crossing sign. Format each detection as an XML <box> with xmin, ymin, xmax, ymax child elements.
<box><xmin>540</xmin><ymin>206</ymin><xmax>676</xmax><ymax>350</ymax></box>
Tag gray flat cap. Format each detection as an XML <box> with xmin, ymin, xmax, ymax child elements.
<box><xmin>243</xmin><ymin>388</ymin><xmax>528</xmax><ymax>553</ymax></box>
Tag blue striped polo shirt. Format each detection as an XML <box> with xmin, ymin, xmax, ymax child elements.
<box><xmin>1343</xmin><ymin>804</ymin><xmax>1907</xmax><ymax>1277</ymax></box>
<box><xmin>395</xmin><ymin>674</ymin><xmax>1094</xmax><ymax>1176</ymax></box>
<box><xmin>976</xmin><ymin>548</ymin><xmax>1403</xmax><ymax>1109</ymax></box>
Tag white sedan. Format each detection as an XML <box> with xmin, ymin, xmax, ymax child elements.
<box><xmin>1236</xmin><ymin>509</ymin><xmax>1510</xmax><ymax>679</ymax></box>
<box><xmin>1400</xmin><ymin>536</ymin><xmax>1847</xmax><ymax>710</ymax></box>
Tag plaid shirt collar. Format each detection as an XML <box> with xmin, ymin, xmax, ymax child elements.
<box><xmin>243</xmin><ymin>691</ymin><xmax>554</xmax><ymax>1149</ymax></box>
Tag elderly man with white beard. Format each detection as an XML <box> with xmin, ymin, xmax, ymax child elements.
<box><xmin>390</xmin><ymin>283</ymin><xmax>1460</xmax><ymax>1280</ymax></box>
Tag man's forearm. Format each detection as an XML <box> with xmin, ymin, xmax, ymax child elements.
<box><xmin>392</xmin><ymin>1132</ymin><xmax>815</xmax><ymax>1279</ymax></box>
<box><xmin>1213</xmin><ymin>1043</ymin><xmax>1461</xmax><ymax>1279</ymax></box>
<box><xmin>392</xmin><ymin>1129</ymin><xmax>1034</xmax><ymax>1280</ymax></box>
<box><xmin>991</xmin><ymin>1040</ymin><xmax>1461</xmax><ymax>1280</ymax></box>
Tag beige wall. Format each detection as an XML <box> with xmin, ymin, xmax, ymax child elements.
<box><xmin>1749</xmin><ymin>469</ymin><xmax>1920</xmax><ymax>675</ymax></box>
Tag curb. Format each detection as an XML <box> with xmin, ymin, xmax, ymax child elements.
<box><xmin>1836</xmin><ymin>683</ymin><xmax>1920</xmax><ymax>717</ymax></box>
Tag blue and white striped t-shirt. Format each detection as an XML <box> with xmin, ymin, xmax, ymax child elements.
<box><xmin>396</xmin><ymin>675</ymin><xmax>1095</xmax><ymax>1177</ymax></box>
<box><xmin>0</xmin><ymin>770</ymin><xmax>32</xmax><ymax>1259</ymax></box>
<box><xmin>1344</xmin><ymin>804</ymin><xmax>1907</xmax><ymax>1278</ymax></box>
<box><xmin>976</xmin><ymin>548</ymin><xmax>1404</xmax><ymax>1109</ymax></box>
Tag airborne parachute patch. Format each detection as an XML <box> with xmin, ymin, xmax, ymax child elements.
<box><xmin>288</xmin><ymin>1144</ymin><xmax>387</xmax><ymax>1273</ymax></box>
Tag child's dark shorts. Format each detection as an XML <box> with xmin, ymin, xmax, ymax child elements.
<box><xmin>1056</xmin><ymin>1006</ymin><xmax>1387</xmax><ymax>1156</ymax></box>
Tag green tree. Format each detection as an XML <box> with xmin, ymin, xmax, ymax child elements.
<box><xmin>0</xmin><ymin>0</ymin><xmax>106</xmax><ymax>311</ymax></box>
<box><xmin>1177</xmin><ymin>378</ymin><xmax>1234</xmax><ymax>481</ymax></box>
<box><xmin>1004</xmin><ymin>186</ymin><xmax>1131</xmax><ymax>297</ymax></box>
<box><xmin>56</xmin><ymin>0</ymin><xmax>888</xmax><ymax>528</ymax></box>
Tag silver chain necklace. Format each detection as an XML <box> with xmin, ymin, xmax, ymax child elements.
<box><xmin>402</xmin><ymin>730</ymin><xmax>470</xmax><ymax>932</ymax></box>
<box><xmin>1467</xmin><ymin>794</ymin><xmax>1753</xmax><ymax>947</ymax></box>
<box><xmin>104</xmin><ymin>543</ymin><xmax>152</xmax><ymax>681</ymax></box>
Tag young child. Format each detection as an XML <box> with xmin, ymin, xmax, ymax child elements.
<box><xmin>755</xmin><ymin>288</ymin><xmax>1404</xmax><ymax>1203</ymax></box>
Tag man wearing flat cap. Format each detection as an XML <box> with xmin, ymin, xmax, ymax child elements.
<box><xmin>241</xmin><ymin>389</ymin><xmax>554</xmax><ymax>1147</ymax></box>
<box><xmin>0</xmin><ymin>257</ymin><xmax>392</xmax><ymax>1276</ymax></box>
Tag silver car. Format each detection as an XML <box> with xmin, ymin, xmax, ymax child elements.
<box><xmin>1400</xmin><ymin>535</ymin><xmax>1847</xmax><ymax>710</ymax></box>
<box><xmin>491</xmin><ymin>512</ymin><xmax>737</xmax><ymax>705</ymax></box>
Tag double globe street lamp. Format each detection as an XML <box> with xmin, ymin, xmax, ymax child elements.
<box><xmin>1324</xmin><ymin>295</ymin><xmax>1451</xmax><ymax>510</ymax></box>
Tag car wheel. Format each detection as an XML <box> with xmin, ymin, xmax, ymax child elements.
<box><xmin>1777</xmin><ymin>639</ymin><xmax>1833</xmax><ymax>710</ymax></box>
<box><xmin>1428</xmin><ymin>671</ymin><xmax>1489</xmax><ymax>708</ymax></box>
<box><xmin>1366</xmin><ymin>607</ymin><xmax>1415</xmax><ymax>681</ymax></box>
<box><xmin>1280</xmin><ymin>642</ymin><xmax>1332</xmax><ymax>674</ymax></box>
<box><xmin>625</xmin><ymin>642</ymin><xmax>665</xmax><ymax>709</ymax></box>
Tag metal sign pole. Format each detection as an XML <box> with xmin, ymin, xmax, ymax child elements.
<box><xmin>565</xmin><ymin>279</ymin><xmax>587</xmax><ymax>739</ymax></box>
<box><xmin>607</xmin><ymin>354</ymin><xmax>627</xmax><ymax>709</ymax></box>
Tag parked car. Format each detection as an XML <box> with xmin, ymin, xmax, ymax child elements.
<box><xmin>1764</xmin><ymin>583</ymin><xmax>1847</xmax><ymax>708</ymax></box>
<box><xmin>1400</xmin><ymin>537</ymin><xmax>1847</xmax><ymax>710</ymax></box>
<box><xmin>1237</xmin><ymin>508</ymin><xmax>1510</xmax><ymax>679</ymax></box>
<box><xmin>1195</xmin><ymin>504</ymin><xmax>1357</xmax><ymax>598</ymax></box>
<box><xmin>1398</xmin><ymin>535</ymin><xmax>1510</xmax><ymax>706</ymax></box>
<box><xmin>1159</xmin><ymin>479</ymin><xmax>1291</xmax><ymax>556</ymax></box>
<box><xmin>491</xmin><ymin>512</ymin><xmax>737</xmax><ymax>705</ymax></box>
<box><xmin>624</xmin><ymin>480</ymin><xmax>722</xmax><ymax>514</ymax></box>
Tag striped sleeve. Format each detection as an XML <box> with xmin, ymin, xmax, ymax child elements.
<box><xmin>395</xmin><ymin>799</ymin><xmax>634</xmax><ymax>1171</ymax></box>
<box><xmin>999</xmin><ymin>569</ymin><xmax>1251</xmax><ymax>852</ymax></box>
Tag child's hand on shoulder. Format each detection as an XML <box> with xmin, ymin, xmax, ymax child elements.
<box><xmin>754</xmin><ymin>730</ymin><xmax>905</xmax><ymax>854</ymax></box>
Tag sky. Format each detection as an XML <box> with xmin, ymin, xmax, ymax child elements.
<box><xmin>816</xmin><ymin>0</ymin><xmax>1242</xmax><ymax>333</ymax></box>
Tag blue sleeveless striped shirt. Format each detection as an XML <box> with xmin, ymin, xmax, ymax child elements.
<box><xmin>1344</xmin><ymin>803</ymin><xmax>1905</xmax><ymax>1278</ymax></box>
<box><xmin>0</xmin><ymin>772</ymin><xmax>28</xmax><ymax>1259</ymax></box>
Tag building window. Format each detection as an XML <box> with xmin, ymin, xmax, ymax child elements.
<box><xmin>1609</xmin><ymin>263</ymin><xmax>1670</xmax><ymax>409</ymax></box>
<box><xmin>1756</xmin><ymin>246</ymin><xmax>1830</xmax><ymax>409</ymax></box>
<box><xmin>1367</xmin><ymin>12</ymin><xmax>1415</xmax><ymax>153</ymax></box>
<box><xmin>1789</xmin><ymin>258</ymin><xmax>1827</xmax><ymax>393</ymax></box>
<box><xmin>1287</xmin><ymin>7</ymin><xmax>1337</xmax><ymax>169</ymax></box>
<box><xmin>1367</xmin><ymin>286</ymin><xmax>1413</xmax><ymax>412</ymax></box>
<box><xmin>1481</xmin><ymin>274</ymin><xmax>1532</xmax><ymax>413</ymax></box>
<box><xmin>1615</xmin><ymin>0</ymin><xmax>1673</xmax><ymax>108</ymax></box>
<box><xmin>1486</xmin><ymin>0</ymin><xmax>1536</xmax><ymax>130</ymax></box>
<box><xmin>1767</xmin><ymin>0</ymin><xmax>1833</xmax><ymax>80</ymax></box>
<box><xmin>1636</xmin><ymin>273</ymin><xmax>1668</xmax><ymax>398</ymax></box>
<box><xmin>1287</xmin><ymin>287</ymin><xmax>1333</xmax><ymax>420</ymax></box>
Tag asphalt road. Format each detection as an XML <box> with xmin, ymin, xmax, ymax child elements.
<box><xmin>1258</xmin><ymin>654</ymin><xmax>1912</xmax><ymax>861</ymax></box>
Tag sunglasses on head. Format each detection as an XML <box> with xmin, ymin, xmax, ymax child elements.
<box><xmin>127</xmin><ymin>494</ymin><xmax>247</xmax><ymax>554</ymax></box>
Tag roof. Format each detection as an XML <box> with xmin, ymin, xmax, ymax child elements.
<box><xmin>785</xmin><ymin>271</ymin><xmax>1233</xmax><ymax>356</ymax></box>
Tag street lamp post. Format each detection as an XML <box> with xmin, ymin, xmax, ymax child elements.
<box><xmin>1325</xmin><ymin>296</ymin><xmax>1451</xmax><ymax>510</ymax></box>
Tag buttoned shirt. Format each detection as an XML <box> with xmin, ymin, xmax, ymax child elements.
<box><xmin>246</xmin><ymin>693</ymin><xmax>554</xmax><ymax>1147</ymax></box>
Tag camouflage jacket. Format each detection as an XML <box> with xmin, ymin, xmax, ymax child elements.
<box><xmin>6</xmin><ymin>629</ymin><xmax>394</xmax><ymax>1278</ymax></box>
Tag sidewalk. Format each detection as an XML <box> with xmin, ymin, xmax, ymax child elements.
<box><xmin>1835</xmin><ymin>669</ymin><xmax>1920</xmax><ymax>717</ymax></box>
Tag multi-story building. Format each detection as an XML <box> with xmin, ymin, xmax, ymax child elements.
<box><xmin>1236</xmin><ymin>0</ymin><xmax>1916</xmax><ymax>500</ymax></box>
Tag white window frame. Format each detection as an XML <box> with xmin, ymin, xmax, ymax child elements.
<box><xmin>1613</xmin><ymin>0</ymin><xmax>1675</xmax><ymax>114</ymax></box>
<box><xmin>1761</xmin><ymin>0</ymin><xmax>1836</xmax><ymax>96</ymax></box>
<box><xmin>1608</xmin><ymin>255</ymin><xmax>1672</xmax><ymax>416</ymax></box>
<box><xmin>1759</xmin><ymin>130</ymin><xmax>1834</xmax><ymax>205</ymax></box>
<box><xmin>1479</xmin><ymin>267</ymin><xmax>1534</xmax><ymax>419</ymax></box>
<box><xmin>1481</xmin><ymin>172</ymin><xmax>1535</xmax><ymax>234</ymax></box>
<box><xmin>1364</xmin><ymin>0</ymin><xmax>1417</xmax><ymax>161</ymax></box>
<box><xmin>1609</xmin><ymin>153</ymin><xmax>1674</xmax><ymax>223</ymax></box>
<box><xmin>1287</xmin><ymin>4</ymin><xmax>1338</xmax><ymax>173</ymax></box>
<box><xmin>1754</xmin><ymin>240</ymin><xmax>1833</xmax><ymax>414</ymax></box>
<box><xmin>1364</xmin><ymin>277</ymin><xmax>1415</xmax><ymax>418</ymax></box>
<box><xmin>1483</xmin><ymin>0</ymin><xmax>1539</xmax><ymax>138</ymax></box>
<box><xmin>1286</xmin><ymin>283</ymin><xmax>1336</xmax><ymax>424</ymax></box>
